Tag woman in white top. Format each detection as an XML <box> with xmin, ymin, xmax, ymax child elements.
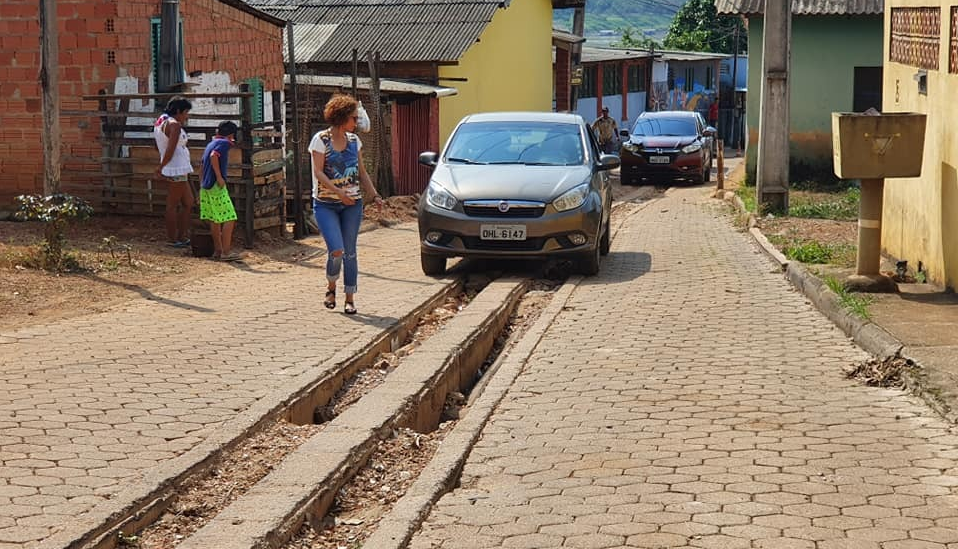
<box><xmin>154</xmin><ymin>97</ymin><xmax>194</xmax><ymax>247</ymax></box>
<box><xmin>309</xmin><ymin>94</ymin><xmax>383</xmax><ymax>315</ymax></box>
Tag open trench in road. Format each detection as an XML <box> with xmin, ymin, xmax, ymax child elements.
<box><xmin>59</xmin><ymin>184</ymin><xmax>661</xmax><ymax>549</ymax></box>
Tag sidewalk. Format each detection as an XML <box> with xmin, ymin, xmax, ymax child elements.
<box><xmin>0</xmin><ymin>223</ymin><xmax>452</xmax><ymax>547</ymax></box>
<box><xmin>409</xmin><ymin>186</ymin><xmax>958</xmax><ymax>548</ymax></box>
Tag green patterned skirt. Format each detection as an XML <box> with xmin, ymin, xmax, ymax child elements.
<box><xmin>199</xmin><ymin>185</ymin><xmax>237</xmax><ymax>224</ymax></box>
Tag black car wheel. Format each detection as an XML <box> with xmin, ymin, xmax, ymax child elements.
<box><xmin>599</xmin><ymin>214</ymin><xmax>611</xmax><ymax>256</ymax></box>
<box><xmin>420</xmin><ymin>253</ymin><xmax>446</xmax><ymax>276</ymax></box>
<box><xmin>578</xmin><ymin>244</ymin><xmax>601</xmax><ymax>275</ymax></box>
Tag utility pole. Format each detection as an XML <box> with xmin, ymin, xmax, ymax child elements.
<box><xmin>39</xmin><ymin>0</ymin><xmax>60</xmax><ymax>195</ymax></box>
<box><xmin>756</xmin><ymin>0</ymin><xmax>791</xmax><ymax>213</ymax></box>
<box><xmin>569</xmin><ymin>7</ymin><xmax>585</xmax><ymax>111</ymax></box>
<box><xmin>287</xmin><ymin>22</ymin><xmax>306</xmax><ymax>239</ymax></box>
<box><xmin>730</xmin><ymin>24</ymin><xmax>739</xmax><ymax>151</ymax></box>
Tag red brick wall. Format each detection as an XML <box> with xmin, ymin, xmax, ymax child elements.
<box><xmin>554</xmin><ymin>47</ymin><xmax>571</xmax><ymax>112</ymax></box>
<box><xmin>0</xmin><ymin>0</ymin><xmax>283</xmax><ymax>208</ymax></box>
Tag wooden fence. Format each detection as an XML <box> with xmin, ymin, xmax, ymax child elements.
<box><xmin>65</xmin><ymin>87</ymin><xmax>286</xmax><ymax>247</ymax></box>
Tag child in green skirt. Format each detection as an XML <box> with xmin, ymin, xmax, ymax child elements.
<box><xmin>200</xmin><ymin>121</ymin><xmax>241</xmax><ymax>261</ymax></box>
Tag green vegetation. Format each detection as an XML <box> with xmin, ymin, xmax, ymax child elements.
<box><xmin>662</xmin><ymin>0</ymin><xmax>747</xmax><ymax>54</ymax></box>
<box><xmin>766</xmin><ymin>234</ymin><xmax>855</xmax><ymax>267</ymax></box>
<box><xmin>14</xmin><ymin>193</ymin><xmax>93</xmax><ymax>272</ymax></box>
<box><xmin>788</xmin><ymin>187</ymin><xmax>860</xmax><ymax>221</ymax></box>
<box><xmin>735</xmin><ymin>185</ymin><xmax>756</xmax><ymax>213</ymax></box>
<box><xmin>825</xmin><ymin>275</ymin><xmax>874</xmax><ymax>320</ymax></box>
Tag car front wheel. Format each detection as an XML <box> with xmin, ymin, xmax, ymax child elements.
<box><xmin>421</xmin><ymin>254</ymin><xmax>446</xmax><ymax>276</ymax></box>
<box><xmin>578</xmin><ymin>244</ymin><xmax>601</xmax><ymax>276</ymax></box>
<box><xmin>599</xmin><ymin>215</ymin><xmax>611</xmax><ymax>256</ymax></box>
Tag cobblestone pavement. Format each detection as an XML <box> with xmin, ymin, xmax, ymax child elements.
<box><xmin>410</xmin><ymin>187</ymin><xmax>958</xmax><ymax>549</ymax></box>
<box><xmin>0</xmin><ymin>223</ymin><xmax>448</xmax><ymax>547</ymax></box>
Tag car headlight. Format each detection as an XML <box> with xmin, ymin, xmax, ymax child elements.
<box><xmin>623</xmin><ymin>143</ymin><xmax>638</xmax><ymax>152</ymax></box>
<box><xmin>425</xmin><ymin>182</ymin><xmax>457</xmax><ymax>210</ymax></box>
<box><xmin>681</xmin><ymin>143</ymin><xmax>702</xmax><ymax>154</ymax></box>
<box><xmin>553</xmin><ymin>183</ymin><xmax>589</xmax><ymax>212</ymax></box>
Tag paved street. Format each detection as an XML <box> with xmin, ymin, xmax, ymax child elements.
<box><xmin>0</xmin><ymin>224</ymin><xmax>449</xmax><ymax>547</ymax></box>
<box><xmin>409</xmin><ymin>186</ymin><xmax>958</xmax><ymax>549</ymax></box>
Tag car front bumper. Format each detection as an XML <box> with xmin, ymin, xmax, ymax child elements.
<box><xmin>619</xmin><ymin>148</ymin><xmax>703</xmax><ymax>179</ymax></box>
<box><xmin>418</xmin><ymin>196</ymin><xmax>603</xmax><ymax>259</ymax></box>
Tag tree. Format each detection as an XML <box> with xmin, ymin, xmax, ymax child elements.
<box><xmin>613</xmin><ymin>27</ymin><xmax>661</xmax><ymax>50</ymax></box>
<box><xmin>662</xmin><ymin>0</ymin><xmax>746</xmax><ymax>54</ymax></box>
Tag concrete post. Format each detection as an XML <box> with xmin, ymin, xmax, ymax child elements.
<box><xmin>856</xmin><ymin>178</ymin><xmax>883</xmax><ymax>275</ymax></box>
<box><xmin>756</xmin><ymin>0</ymin><xmax>791</xmax><ymax>213</ymax></box>
<box><xmin>846</xmin><ymin>178</ymin><xmax>897</xmax><ymax>292</ymax></box>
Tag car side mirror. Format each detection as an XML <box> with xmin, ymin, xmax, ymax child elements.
<box><xmin>619</xmin><ymin>129</ymin><xmax>630</xmax><ymax>139</ymax></box>
<box><xmin>703</xmin><ymin>127</ymin><xmax>716</xmax><ymax>137</ymax></box>
<box><xmin>597</xmin><ymin>153</ymin><xmax>620</xmax><ymax>171</ymax></box>
<box><xmin>418</xmin><ymin>151</ymin><xmax>438</xmax><ymax>167</ymax></box>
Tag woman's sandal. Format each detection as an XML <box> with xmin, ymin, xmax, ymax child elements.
<box><xmin>344</xmin><ymin>302</ymin><xmax>357</xmax><ymax>315</ymax></box>
<box><xmin>324</xmin><ymin>289</ymin><xmax>336</xmax><ymax>310</ymax></box>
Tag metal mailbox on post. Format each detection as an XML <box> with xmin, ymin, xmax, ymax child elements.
<box><xmin>831</xmin><ymin>112</ymin><xmax>927</xmax><ymax>292</ymax></box>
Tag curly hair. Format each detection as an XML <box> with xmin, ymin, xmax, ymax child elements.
<box><xmin>323</xmin><ymin>94</ymin><xmax>359</xmax><ymax>127</ymax></box>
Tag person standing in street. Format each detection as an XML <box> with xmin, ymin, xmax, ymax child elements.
<box><xmin>154</xmin><ymin>96</ymin><xmax>194</xmax><ymax>248</ymax></box>
<box><xmin>200</xmin><ymin>121</ymin><xmax>241</xmax><ymax>261</ymax></box>
<box><xmin>591</xmin><ymin>106</ymin><xmax>619</xmax><ymax>154</ymax></box>
<box><xmin>309</xmin><ymin>94</ymin><xmax>384</xmax><ymax>315</ymax></box>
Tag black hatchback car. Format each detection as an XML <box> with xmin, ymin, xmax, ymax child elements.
<box><xmin>618</xmin><ymin>111</ymin><xmax>715</xmax><ymax>185</ymax></box>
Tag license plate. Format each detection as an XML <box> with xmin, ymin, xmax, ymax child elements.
<box><xmin>480</xmin><ymin>224</ymin><xmax>526</xmax><ymax>240</ymax></box>
<box><xmin>649</xmin><ymin>155</ymin><xmax>670</xmax><ymax>164</ymax></box>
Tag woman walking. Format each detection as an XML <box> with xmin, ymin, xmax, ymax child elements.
<box><xmin>309</xmin><ymin>94</ymin><xmax>384</xmax><ymax>315</ymax></box>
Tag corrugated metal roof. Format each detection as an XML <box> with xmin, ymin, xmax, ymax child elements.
<box><xmin>245</xmin><ymin>0</ymin><xmax>504</xmax><ymax>63</ymax></box>
<box><xmin>658</xmin><ymin>49</ymin><xmax>729</xmax><ymax>61</ymax></box>
<box><xmin>715</xmin><ymin>0</ymin><xmax>883</xmax><ymax>15</ymax></box>
<box><xmin>581</xmin><ymin>46</ymin><xmax>655</xmax><ymax>63</ymax></box>
<box><xmin>287</xmin><ymin>74</ymin><xmax>458</xmax><ymax>96</ymax></box>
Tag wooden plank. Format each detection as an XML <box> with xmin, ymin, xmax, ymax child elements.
<box><xmin>254</xmin><ymin>171</ymin><xmax>285</xmax><ymax>185</ymax></box>
<box><xmin>251</xmin><ymin>216</ymin><xmax>283</xmax><ymax>231</ymax></box>
<box><xmin>62</xmin><ymin>110</ymin><xmax>242</xmax><ymax>121</ymax></box>
<box><xmin>252</xmin><ymin>148</ymin><xmax>283</xmax><ymax>163</ymax></box>
<box><xmin>253</xmin><ymin>158</ymin><xmax>284</xmax><ymax>176</ymax></box>
<box><xmin>82</xmin><ymin>92</ymin><xmax>252</xmax><ymax>100</ymax></box>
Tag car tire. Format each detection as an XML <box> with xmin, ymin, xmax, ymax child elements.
<box><xmin>599</xmin><ymin>214</ymin><xmax>611</xmax><ymax>256</ymax></box>
<box><xmin>421</xmin><ymin>254</ymin><xmax>446</xmax><ymax>276</ymax></box>
<box><xmin>578</xmin><ymin>245</ymin><xmax>601</xmax><ymax>276</ymax></box>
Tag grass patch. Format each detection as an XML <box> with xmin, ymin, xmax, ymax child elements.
<box><xmin>825</xmin><ymin>275</ymin><xmax>874</xmax><ymax>320</ymax></box>
<box><xmin>767</xmin><ymin>235</ymin><xmax>856</xmax><ymax>267</ymax></box>
<box><xmin>788</xmin><ymin>187</ymin><xmax>860</xmax><ymax>221</ymax></box>
<box><xmin>735</xmin><ymin>185</ymin><xmax>756</xmax><ymax>213</ymax></box>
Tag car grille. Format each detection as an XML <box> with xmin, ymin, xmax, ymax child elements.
<box><xmin>462</xmin><ymin>205</ymin><xmax>545</xmax><ymax>218</ymax></box>
<box><xmin>462</xmin><ymin>237</ymin><xmax>545</xmax><ymax>251</ymax></box>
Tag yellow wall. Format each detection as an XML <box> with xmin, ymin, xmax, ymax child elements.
<box><xmin>882</xmin><ymin>0</ymin><xmax>958</xmax><ymax>289</ymax></box>
<box><xmin>437</xmin><ymin>0</ymin><xmax>554</xmax><ymax>146</ymax></box>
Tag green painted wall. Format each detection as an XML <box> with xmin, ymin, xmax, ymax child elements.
<box><xmin>745</xmin><ymin>15</ymin><xmax>883</xmax><ymax>181</ymax></box>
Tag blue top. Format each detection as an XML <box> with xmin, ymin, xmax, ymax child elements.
<box><xmin>201</xmin><ymin>137</ymin><xmax>233</xmax><ymax>190</ymax></box>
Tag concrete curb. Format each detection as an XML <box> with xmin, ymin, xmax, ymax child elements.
<box><xmin>36</xmin><ymin>277</ymin><xmax>464</xmax><ymax>549</ymax></box>
<box><xmin>710</xmin><ymin>190</ymin><xmax>958</xmax><ymax>422</ymax></box>
<box><xmin>363</xmin><ymin>276</ymin><xmax>582</xmax><ymax>549</ymax></box>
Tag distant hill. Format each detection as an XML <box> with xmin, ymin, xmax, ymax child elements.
<box><xmin>554</xmin><ymin>0</ymin><xmax>682</xmax><ymax>45</ymax></box>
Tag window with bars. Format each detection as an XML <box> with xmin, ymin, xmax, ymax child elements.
<box><xmin>602</xmin><ymin>63</ymin><xmax>621</xmax><ymax>96</ymax></box>
<box><xmin>890</xmin><ymin>7</ymin><xmax>941</xmax><ymax>70</ymax></box>
<box><xmin>580</xmin><ymin>66</ymin><xmax>597</xmax><ymax>98</ymax></box>
<box><xmin>150</xmin><ymin>17</ymin><xmax>185</xmax><ymax>92</ymax></box>
<box><xmin>705</xmin><ymin>66</ymin><xmax>714</xmax><ymax>89</ymax></box>
<box><xmin>684</xmin><ymin>67</ymin><xmax>695</xmax><ymax>92</ymax></box>
<box><xmin>627</xmin><ymin>64</ymin><xmax>647</xmax><ymax>93</ymax></box>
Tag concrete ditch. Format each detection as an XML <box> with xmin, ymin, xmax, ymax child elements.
<box><xmin>172</xmin><ymin>278</ymin><xmax>529</xmax><ymax>549</ymax></box>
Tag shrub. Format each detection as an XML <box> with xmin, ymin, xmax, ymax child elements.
<box><xmin>14</xmin><ymin>193</ymin><xmax>94</xmax><ymax>271</ymax></box>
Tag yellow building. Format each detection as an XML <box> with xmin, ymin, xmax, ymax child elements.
<box><xmin>882</xmin><ymin>3</ymin><xmax>958</xmax><ymax>289</ymax></box>
<box><xmin>437</xmin><ymin>0</ymin><xmax>556</xmax><ymax>143</ymax></box>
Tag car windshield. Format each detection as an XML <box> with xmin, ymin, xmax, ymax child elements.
<box><xmin>631</xmin><ymin>118</ymin><xmax>697</xmax><ymax>137</ymax></box>
<box><xmin>444</xmin><ymin>121</ymin><xmax>585</xmax><ymax>166</ymax></box>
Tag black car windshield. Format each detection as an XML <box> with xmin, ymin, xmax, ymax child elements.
<box><xmin>631</xmin><ymin>118</ymin><xmax>697</xmax><ymax>137</ymax></box>
<box><xmin>445</xmin><ymin>121</ymin><xmax>584</xmax><ymax>166</ymax></box>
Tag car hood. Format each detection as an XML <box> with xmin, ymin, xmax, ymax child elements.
<box><xmin>430</xmin><ymin>163</ymin><xmax>591</xmax><ymax>201</ymax></box>
<box><xmin>627</xmin><ymin>136</ymin><xmax>697</xmax><ymax>149</ymax></box>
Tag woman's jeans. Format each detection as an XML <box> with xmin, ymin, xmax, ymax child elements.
<box><xmin>314</xmin><ymin>199</ymin><xmax>363</xmax><ymax>294</ymax></box>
